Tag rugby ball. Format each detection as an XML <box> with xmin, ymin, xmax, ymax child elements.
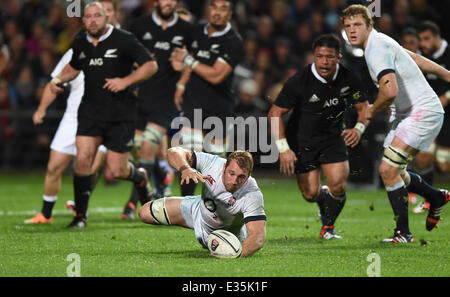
<box><xmin>207</xmin><ymin>230</ymin><xmax>242</xmax><ymax>259</ymax></box>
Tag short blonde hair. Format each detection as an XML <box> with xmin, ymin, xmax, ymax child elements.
<box><xmin>341</xmin><ymin>4</ymin><xmax>374</xmax><ymax>27</ymax></box>
<box><xmin>226</xmin><ymin>151</ymin><xmax>254</xmax><ymax>175</ymax></box>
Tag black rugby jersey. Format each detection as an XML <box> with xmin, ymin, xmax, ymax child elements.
<box><xmin>424</xmin><ymin>42</ymin><xmax>450</xmax><ymax>147</ymax></box>
<box><xmin>128</xmin><ymin>12</ymin><xmax>194</xmax><ymax>110</ymax></box>
<box><xmin>275</xmin><ymin>63</ymin><xmax>367</xmax><ymax>146</ymax></box>
<box><xmin>184</xmin><ymin>22</ymin><xmax>244</xmax><ymax>116</ymax></box>
<box><xmin>69</xmin><ymin>25</ymin><xmax>153</xmax><ymax>122</ymax></box>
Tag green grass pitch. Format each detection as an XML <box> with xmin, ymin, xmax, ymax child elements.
<box><xmin>0</xmin><ymin>171</ymin><xmax>449</xmax><ymax>277</ymax></box>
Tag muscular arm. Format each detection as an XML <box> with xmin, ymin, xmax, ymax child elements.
<box><xmin>167</xmin><ymin>147</ymin><xmax>205</xmax><ymax>184</ymax></box>
<box><xmin>268</xmin><ymin>104</ymin><xmax>297</xmax><ymax>175</ymax></box>
<box><xmin>33</xmin><ymin>83</ymin><xmax>58</xmax><ymax>125</ymax></box>
<box><xmin>241</xmin><ymin>220</ymin><xmax>266</xmax><ymax>257</ymax></box>
<box><xmin>171</xmin><ymin>47</ymin><xmax>232</xmax><ymax>85</ymax></box>
<box><xmin>367</xmin><ymin>72</ymin><xmax>398</xmax><ymax>120</ymax></box>
<box><xmin>406</xmin><ymin>49</ymin><xmax>450</xmax><ymax>83</ymax></box>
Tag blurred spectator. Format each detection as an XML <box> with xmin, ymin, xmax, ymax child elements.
<box><xmin>323</xmin><ymin>0</ymin><xmax>343</xmax><ymax>31</ymax></box>
<box><xmin>235</xmin><ymin>78</ymin><xmax>267</xmax><ymax>117</ymax></box>
<box><xmin>255</xmin><ymin>15</ymin><xmax>274</xmax><ymax>50</ymax></box>
<box><xmin>392</xmin><ymin>0</ymin><xmax>415</xmax><ymax>39</ymax></box>
<box><xmin>26</xmin><ymin>22</ymin><xmax>46</xmax><ymax>59</ymax></box>
<box><xmin>0</xmin><ymin>0</ymin><xmax>23</xmax><ymax>31</ymax></box>
<box><xmin>270</xmin><ymin>0</ymin><xmax>295</xmax><ymax>38</ymax></box>
<box><xmin>375</xmin><ymin>13</ymin><xmax>394</xmax><ymax>38</ymax></box>
<box><xmin>55</xmin><ymin>16</ymin><xmax>82</xmax><ymax>55</ymax></box>
<box><xmin>400</xmin><ymin>27</ymin><xmax>420</xmax><ymax>53</ymax></box>
<box><xmin>0</xmin><ymin>80</ymin><xmax>15</xmax><ymax>162</ymax></box>
<box><xmin>46</xmin><ymin>1</ymin><xmax>66</xmax><ymax>39</ymax></box>
<box><xmin>3</xmin><ymin>19</ymin><xmax>19</xmax><ymax>45</ymax></box>
<box><xmin>292</xmin><ymin>21</ymin><xmax>313</xmax><ymax>63</ymax></box>
<box><xmin>18</xmin><ymin>0</ymin><xmax>49</xmax><ymax>38</ymax></box>
<box><xmin>290</xmin><ymin>0</ymin><xmax>312</xmax><ymax>24</ymax></box>
<box><xmin>272</xmin><ymin>37</ymin><xmax>301</xmax><ymax>82</ymax></box>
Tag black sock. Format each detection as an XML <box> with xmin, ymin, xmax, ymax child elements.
<box><xmin>126</xmin><ymin>162</ymin><xmax>150</xmax><ymax>205</ymax></box>
<box><xmin>153</xmin><ymin>158</ymin><xmax>168</xmax><ymax>194</ymax></box>
<box><xmin>73</xmin><ymin>174</ymin><xmax>93</xmax><ymax>218</ymax></box>
<box><xmin>41</xmin><ymin>196</ymin><xmax>56</xmax><ymax>219</ymax></box>
<box><xmin>181</xmin><ymin>182</ymin><xmax>197</xmax><ymax>196</ymax></box>
<box><xmin>407</xmin><ymin>171</ymin><xmax>442</xmax><ymax>206</ymax></box>
<box><xmin>387</xmin><ymin>184</ymin><xmax>410</xmax><ymax>234</ymax></box>
<box><xmin>318</xmin><ymin>189</ymin><xmax>346</xmax><ymax>227</ymax></box>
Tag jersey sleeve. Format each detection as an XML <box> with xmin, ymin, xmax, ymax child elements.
<box><xmin>241</xmin><ymin>191</ymin><xmax>266</xmax><ymax>223</ymax></box>
<box><xmin>69</xmin><ymin>39</ymin><xmax>82</xmax><ymax>70</ymax></box>
<box><xmin>348</xmin><ymin>73</ymin><xmax>368</xmax><ymax>105</ymax></box>
<box><xmin>367</xmin><ymin>42</ymin><xmax>396</xmax><ymax>81</ymax></box>
<box><xmin>52</xmin><ymin>49</ymin><xmax>73</xmax><ymax>78</ymax></box>
<box><xmin>124</xmin><ymin>31</ymin><xmax>154</xmax><ymax>65</ymax></box>
<box><xmin>217</xmin><ymin>36</ymin><xmax>244</xmax><ymax>68</ymax></box>
<box><xmin>274</xmin><ymin>72</ymin><xmax>302</xmax><ymax>109</ymax></box>
<box><xmin>192</xmin><ymin>151</ymin><xmax>221</xmax><ymax>173</ymax></box>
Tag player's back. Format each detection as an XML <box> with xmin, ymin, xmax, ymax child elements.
<box><xmin>364</xmin><ymin>30</ymin><xmax>444</xmax><ymax>115</ymax></box>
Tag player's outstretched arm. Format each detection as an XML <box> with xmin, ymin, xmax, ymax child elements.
<box><xmin>241</xmin><ymin>220</ymin><xmax>266</xmax><ymax>257</ymax></box>
<box><xmin>167</xmin><ymin>147</ymin><xmax>205</xmax><ymax>185</ymax></box>
<box><xmin>406</xmin><ymin>49</ymin><xmax>450</xmax><ymax>83</ymax></box>
<box><xmin>268</xmin><ymin>104</ymin><xmax>297</xmax><ymax>175</ymax></box>
<box><xmin>33</xmin><ymin>83</ymin><xmax>58</xmax><ymax>125</ymax></box>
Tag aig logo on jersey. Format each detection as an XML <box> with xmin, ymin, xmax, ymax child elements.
<box><xmin>323</xmin><ymin>98</ymin><xmax>339</xmax><ymax>107</ymax></box>
<box><xmin>89</xmin><ymin>58</ymin><xmax>103</xmax><ymax>66</ymax></box>
<box><xmin>154</xmin><ymin>41</ymin><xmax>171</xmax><ymax>51</ymax></box>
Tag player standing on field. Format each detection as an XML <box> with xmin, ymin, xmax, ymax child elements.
<box><xmin>170</xmin><ymin>0</ymin><xmax>244</xmax><ymax>197</ymax></box>
<box><xmin>268</xmin><ymin>34</ymin><xmax>369</xmax><ymax>240</ymax></box>
<box><xmin>25</xmin><ymin>0</ymin><xmax>121</xmax><ymax>225</ymax></box>
<box><xmin>49</xmin><ymin>2</ymin><xmax>158</xmax><ymax>228</ymax></box>
<box><xmin>120</xmin><ymin>0</ymin><xmax>194</xmax><ymax>219</ymax></box>
<box><xmin>342</xmin><ymin>4</ymin><xmax>450</xmax><ymax>243</ymax></box>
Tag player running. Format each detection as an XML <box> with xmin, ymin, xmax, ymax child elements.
<box><xmin>342</xmin><ymin>4</ymin><xmax>450</xmax><ymax>243</ymax></box>
<box><xmin>268</xmin><ymin>34</ymin><xmax>369</xmax><ymax>240</ymax></box>
<box><xmin>138</xmin><ymin>147</ymin><xmax>266</xmax><ymax>258</ymax></box>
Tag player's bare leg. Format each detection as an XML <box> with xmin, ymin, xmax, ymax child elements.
<box><xmin>24</xmin><ymin>150</ymin><xmax>73</xmax><ymax>224</ymax></box>
<box><xmin>139</xmin><ymin>197</ymin><xmax>189</xmax><ymax>228</ymax></box>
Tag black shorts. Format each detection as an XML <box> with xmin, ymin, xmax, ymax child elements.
<box><xmin>77</xmin><ymin>116</ymin><xmax>135</xmax><ymax>153</ymax></box>
<box><xmin>136</xmin><ymin>103</ymin><xmax>178</xmax><ymax>131</ymax></box>
<box><xmin>293</xmin><ymin>140</ymin><xmax>349</xmax><ymax>174</ymax></box>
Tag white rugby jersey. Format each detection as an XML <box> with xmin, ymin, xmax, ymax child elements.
<box><xmin>51</xmin><ymin>49</ymin><xmax>85</xmax><ymax>115</ymax></box>
<box><xmin>193</xmin><ymin>151</ymin><xmax>266</xmax><ymax>235</ymax></box>
<box><xmin>364</xmin><ymin>29</ymin><xmax>444</xmax><ymax>116</ymax></box>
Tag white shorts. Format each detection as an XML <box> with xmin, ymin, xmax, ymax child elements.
<box><xmin>180</xmin><ymin>195</ymin><xmax>247</xmax><ymax>248</ymax></box>
<box><xmin>384</xmin><ymin>110</ymin><xmax>444</xmax><ymax>152</ymax></box>
<box><xmin>50</xmin><ymin>112</ymin><xmax>107</xmax><ymax>155</ymax></box>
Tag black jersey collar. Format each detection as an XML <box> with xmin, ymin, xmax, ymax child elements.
<box><xmin>86</xmin><ymin>24</ymin><xmax>114</xmax><ymax>43</ymax></box>
<box><xmin>203</xmin><ymin>22</ymin><xmax>232</xmax><ymax>37</ymax></box>
<box><xmin>311</xmin><ymin>63</ymin><xmax>340</xmax><ymax>84</ymax></box>
<box><xmin>433</xmin><ymin>39</ymin><xmax>448</xmax><ymax>60</ymax></box>
<box><xmin>152</xmin><ymin>11</ymin><xmax>179</xmax><ymax>28</ymax></box>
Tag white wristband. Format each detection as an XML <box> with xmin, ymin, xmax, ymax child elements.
<box><xmin>183</xmin><ymin>54</ymin><xmax>199</xmax><ymax>70</ymax></box>
<box><xmin>176</xmin><ymin>83</ymin><xmax>185</xmax><ymax>90</ymax></box>
<box><xmin>51</xmin><ymin>77</ymin><xmax>61</xmax><ymax>85</ymax></box>
<box><xmin>445</xmin><ymin>90</ymin><xmax>450</xmax><ymax>100</ymax></box>
<box><xmin>354</xmin><ymin>122</ymin><xmax>366</xmax><ymax>134</ymax></box>
<box><xmin>275</xmin><ymin>138</ymin><xmax>290</xmax><ymax>153</ymax></box>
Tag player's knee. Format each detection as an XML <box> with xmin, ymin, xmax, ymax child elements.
<box><xmin>108</xmin><ymin>163</ymin><xmax>129</xmax><ymax>179</ymax></box>
<box><xmin>379</xmin><ymin>162</ymin><xmax>398</xmax><ymax>181</ymax></box>
<box><xmin>300</xmin><ymin>188</ymin><xmax>320</xmax><ymax>202</ymax></box>
<box><xmin>138</xmin><ymin>202</ymin><xmax>153</xmax><ymax>224</ymax></box>
<box><xmin>327</xmin><ymin>183</ymin><xmax>346</xmax><ymax>197</ymax></box>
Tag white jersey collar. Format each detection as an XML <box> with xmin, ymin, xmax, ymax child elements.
<box><xmin>433</xmin><ymin>39</ymin><xmax>448</xmax><ymax>60</ymax></box>
<box><xmin>203</xmin><ymin>22</ymin><xmax>231</xmax><ymax>37</ymax></box>
<box><xmin>311</xmin><ymin>62</ymin><xmax>340</xmax><ymax>84</ymax></box>
<box><xmin>86</xmin><ymin>24</ymin><xmax>114</xmax><ymax>43</ymax></box>
<box><xmin>152</xmin><ymin>11</ymin><xmax>179</xmax><ymax>28</ymax></box>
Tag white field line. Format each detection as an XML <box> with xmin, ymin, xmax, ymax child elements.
<box><xmin>0</xmin><ymin>207</ymin><xmax>123</xmax><ymax>216</ymax></box>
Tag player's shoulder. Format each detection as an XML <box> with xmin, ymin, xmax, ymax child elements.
<box><xmin>367</xmin><ymin>30</ymin><xmax>399</xmax><ymax>51</ymax></box>
<box><xmin>337</xmin><ymin>63</ymin><xmax>360</xmax><ymax>81</ymax></box>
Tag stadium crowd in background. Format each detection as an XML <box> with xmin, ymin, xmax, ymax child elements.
<box><xmin>0</xmin><ymin>0</ymin><xmax>448</xmax><ymax>186</ymax></box>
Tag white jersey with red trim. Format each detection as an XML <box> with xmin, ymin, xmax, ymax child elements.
<box><xmin>193</xmin><ymin>152</ymin><xmax>266</xmax><ymax>236</ymax></box>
